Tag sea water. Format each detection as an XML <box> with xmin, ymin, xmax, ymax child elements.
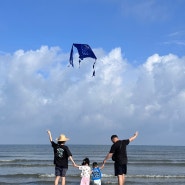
<box><xmin>0</xmin><ymin>144</ymin><xmax>185</xmax><ymax>185</ymax></box>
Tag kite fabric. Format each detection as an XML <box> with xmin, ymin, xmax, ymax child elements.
<box><xmin>69</xmin><ymin>43</ymin><xmax>97</xmax><ymax>76</ymax></box>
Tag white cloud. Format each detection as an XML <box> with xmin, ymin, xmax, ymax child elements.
<box><xmin>0</xmin><ymin>46</ymin><xmax>185</xmax><ymax>145</ymax></box>
<box><xmin>120</xmin><ymin>0</ymin><xmax>169</xmax><ymax>22</ymax></box>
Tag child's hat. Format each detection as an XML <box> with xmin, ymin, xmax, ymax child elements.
<box><xmin>56</xmin><ymin>134</ymin><xmax>69</xmax><ymax>141</ymax></box>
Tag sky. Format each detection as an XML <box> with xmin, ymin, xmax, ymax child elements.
<box><xmin>0</xmin><ymin>0</ymin><xmax>185</xmax><ymax>145</ymax></box>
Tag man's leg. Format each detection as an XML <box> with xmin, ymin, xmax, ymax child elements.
<box><xmin>117</xmin><ymin>174</ymin><xmax>125</xmax><ymax>185</ymax></box>
<box><xmin>54</xmin><ymin>176</ymin><xmax>60</xmax><ymax>185</ymax></box>
<box><xmin>61</xmin><ymin>177</ymin><xmax>66</xmax><ymax>185</ymax></box>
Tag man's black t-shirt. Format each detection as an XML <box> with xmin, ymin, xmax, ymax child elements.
<box><xmin>51</xmin><ymin>141</ymin><xmax>72</xmax><ymax>168</ymax></box>
<box><xmin>110</xmin><ymin>139</ymin><xmax>130</xmax><ymax>165</ymax></box>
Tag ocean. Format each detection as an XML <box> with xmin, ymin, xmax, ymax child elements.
<box><xmin>0</xmin><ymin>144</ymin><xmax>185</xmax><ymax>185</ymax></box>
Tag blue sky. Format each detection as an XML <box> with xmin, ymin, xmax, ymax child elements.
<box><xmin>1</xmin><ymin>0</ymin><xmax>185</xmax><ymax>62</ymax></box>
<box><xmin>0</xmin><ymin>0</ymin><xmax>185</xmax><ymax>145</ymax></box>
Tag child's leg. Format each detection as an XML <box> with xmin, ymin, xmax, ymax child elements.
<box><xmin>93</xmin><ymin>179</ymin><xmax>101</xmax><ymax>185</ymax></box>
<box><xmin>80</xmin><ymin>177</ymin><xmax>90</xmax><ymax>185</ymax></box>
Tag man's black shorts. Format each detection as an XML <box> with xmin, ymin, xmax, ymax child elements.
<box><xmin>114</xmin><ymin>163</ymin><xmax>127</xmax><ymax>176</ymax></box>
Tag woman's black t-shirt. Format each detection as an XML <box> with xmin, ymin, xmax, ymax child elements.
<box><xmin>51</xmin><ymin>141</ymin><xmax>72</xmax><ymax>168</ymax></box>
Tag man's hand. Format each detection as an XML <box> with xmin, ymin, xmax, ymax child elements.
<box><xmin>134</xmin><ymin>131</ymin><xmax>138</xmax><ymax>137</ymax></box>
<box><xmin>129</xmin><ymin>131</ymin><xmax>139</xmax><ymax>142</ymax></box>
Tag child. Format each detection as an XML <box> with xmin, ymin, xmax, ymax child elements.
<box><xmin>91</xmin><ymin>162</ymin><xmax>104</xmax><ymax>185</ymax></box>
<box><xmin>74</xmin><ymin>157</ymin><xmax>91</xmax><ymax>185</ymax></box>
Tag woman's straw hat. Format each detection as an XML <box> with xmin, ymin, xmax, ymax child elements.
<box><xmin>56</xmin><ymin>134</ymin><xmax>69</xmax><ymax>142</ymax></box>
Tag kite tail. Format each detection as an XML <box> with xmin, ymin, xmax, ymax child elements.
<box><xmin>92</xmin><ymin>70</ymin><xmax>95</xmax><ymax>77</ymax></box>
<box><xmin>92</xmin><ymin>60</ymin><xmax>96</xmax><ymax>77</ymax></box>
<box><xmin>69</xmin><ymin>45</ymin><xmax>74</xmax><ymax>67</ymax></box>
<box><xmin>79</xmin><ymin>59</ymin><xmax>81</xmax><ymax>68</ymax></box>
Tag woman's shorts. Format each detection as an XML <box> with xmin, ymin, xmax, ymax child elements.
<box><xmin>114</xmin><ymin>163</ymin><xmax>127</xmax><ymax>176</ymax></box>
<box><xmin>55</xmin><ymin>166</ymin><xmax>68</xmax><ymax>177</ymax></box>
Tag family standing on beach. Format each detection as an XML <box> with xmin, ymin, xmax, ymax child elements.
<box><xmin>47</xmin><ymin>130</ymin><xmax>138</xmax><ymax>185</ymax></box>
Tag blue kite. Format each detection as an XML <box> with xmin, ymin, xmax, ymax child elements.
<box><xmin>69</xmin><ymin>43</ymin><xmax>97</xmax><ymax>76</ymax></box>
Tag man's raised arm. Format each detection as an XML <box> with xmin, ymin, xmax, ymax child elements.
<box><xmin>129</xmin><ymin>131</ymin><xmax>138</xmax><ymax>142</ymax></box>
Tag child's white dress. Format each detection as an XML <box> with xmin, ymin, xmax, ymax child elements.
<box><xmin>79</xmin><ymin>166</ymin><xmax>91</xmax><ymax>185</ymax></box>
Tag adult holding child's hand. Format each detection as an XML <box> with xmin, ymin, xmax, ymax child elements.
<box><xmin>103</xmin><ymin>131</ymin><xmax>139</xmax><ymax>185</ymax></box>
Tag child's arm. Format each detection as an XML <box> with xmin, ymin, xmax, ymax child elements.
<box><xmin>99</xmin><ymin>163</ymin><xmax>105</xmax><ymax>170</ymax></box>
<box><xmin>73</xmin><ymin>163</ymin><xmax>80</xmax><ymax>168</ymax></box>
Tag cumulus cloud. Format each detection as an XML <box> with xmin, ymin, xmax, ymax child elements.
<box><xmin>0</xmin><ymin>46</ymin><xmax>185</xmax><ymax>145</ymax></box>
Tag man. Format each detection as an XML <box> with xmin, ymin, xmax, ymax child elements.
<box><xmin>47</xmin><ymin>130</ymin><xmax>76</xmax><ymax>185</ymax></box>
<box><xmin>103</xmin><ymin>131</ymin><xmax>138</xmax><ymax>185</ymax></box>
